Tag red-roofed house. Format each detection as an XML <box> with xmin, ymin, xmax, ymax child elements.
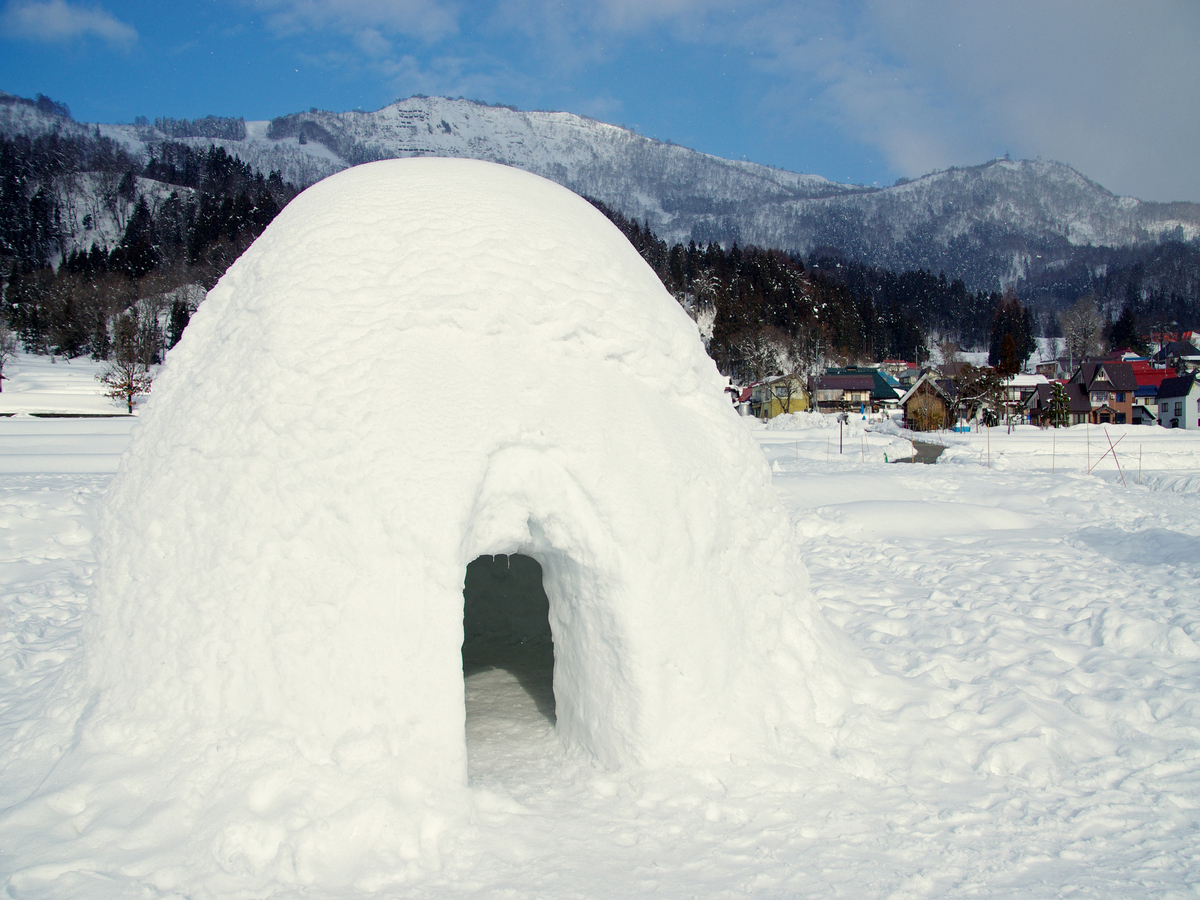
<box><xmin>1130</xmin><ymin>362</ymin><xmax>1176</xmax><ymax>425</ymax></box>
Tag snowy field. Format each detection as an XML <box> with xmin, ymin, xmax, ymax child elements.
<box><xmin>0</xmin><ymin>353</ymin><xmax>139</xmax><ymax>418</ymax></box>
<box><xmin>2</xmin><ymin>392</ymin><xmax>1200</xmax><ymax>895</ymax></box>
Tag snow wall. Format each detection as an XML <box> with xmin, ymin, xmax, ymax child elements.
<box><xmin>42</xmin><ymin>159</ymin><xmax>870</xmax><ymax>882</ymax></box>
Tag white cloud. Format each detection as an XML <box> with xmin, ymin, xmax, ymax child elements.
<box><xmin>509</xmin><ymin>0</ymin><xmax>1200</xmax><ymax>199</ymax></box>
<box><xmin>860</xmin><ymin>0</ymin><xmax>1200</xmax><ymax>200</ymax></box>
<box><xmin>250</xmin><ymin>0</ymin><xmax>459</xmax><ymax>42</ymax></box>
<box><xmin>699</xmin><ymin>0</ymin><xmax>1200</xmax><ymax>200</ymax></box>
<box><xmin>354</xmin><ymin>26</ymin><xmax>392</xmax><ymax>57</ymax></box>
<box><xmin>722</xmin><ymin>4</ymin><xmax>982</xmax><ymax>174</ymax></box>
<box><xmin>645</xmin><ymin>0</ymin><xmax>1200</xmax><ymax>200</ymax></box>
<box><xmin>0</xmin><ymin>0</ymin><xmax>136</xmax><ymax>47</ymax></box>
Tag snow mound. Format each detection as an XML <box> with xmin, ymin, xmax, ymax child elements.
<box><xmin>18</xmin><ymin>159</ymin><xmax>868</xmax><ymax>886</ymax></box>
<box><xmin>763</xmin><ymin>410</ymin><xmax>835</xmax><ymax>430</ymax></box>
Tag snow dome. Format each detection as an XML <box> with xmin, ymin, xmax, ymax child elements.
<box><xmin>55</xmin><ymin>158</ymin><xmax>864</xmax><ymax>879</ymax></box>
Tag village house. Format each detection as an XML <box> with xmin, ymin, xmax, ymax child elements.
<box><xmin>1035</xmin><ymin>356</ymin><xmax>1074</xmax><ymax>380</ymax></box>
<box><xmin>1157</xmin><ymin>373</ymin><xmax>1200</xmax><ymax>429</ymax></box>
<box><xmin>1129</xmin><ymin>361</ymin><xmax>1176</xmax><ymax>425</ymax></box>
<box><xmin>1001</xmin><ymin>373</ymin><xmax>1049</xmax><ymax>422</ymax></box>
<box><xmin>811</xmin><ymin>372</ymin><xmax>874</xmax><ymax>413</ymax></box>
<box><xmin>878</xmin><ymin>359</ymin><xmax>919</xmax><ymax>384</ymax></box>
<box><xmin>1153</xmin><ymin>339</ymin><xmax>1200</xmax><ymax>372</ymax></box>
<box><xmin>1025</xmin><ymin>382</ymin><xmax>1092</xmax><ymax>426</ymax></box>
<box><xmin>749</xmin><ymin>375</ymin><xmax>810</xmax><ymax>419</ymax></box>
<box><xmin>1024</xmin><ymin>384</ymin><xmax>1056</xmax><ymax>426</ymax></box>
<box><xmin>898</xmin><ymin>371</ymin><xmax>954</xmax><ymax>431</ymax></box>
<box><xmin>1069</xmin><ymin>361</ymin><xmax>1138</xmax><ymax>425</ymax></box>
<box><xmin>1132</xmin><ymin>383</ymin><xmax>1159</xmax><ymax>425</ymax></box>
<box><xmin>809</xmin><ymin>366</ymin><xmax>900</xmax><ymax>414</ymax></box>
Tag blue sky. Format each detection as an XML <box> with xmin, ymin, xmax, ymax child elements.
<box><xmin>2</xmin><ymin>0</ymin><xmax>1198</xmax><ymax>202</ymax></box>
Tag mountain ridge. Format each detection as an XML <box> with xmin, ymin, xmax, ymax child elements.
<box><xmin>4</xmin><ymin>91</ymin><xmax>1199</xmax><ymax>294</ymax></box>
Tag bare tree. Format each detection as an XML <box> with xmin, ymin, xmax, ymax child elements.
<box><xmin>692</xmin><ymin>270</ymin><xmax>721</xmax><ymax>311</ymax></box>
<box><xmin>1059</xmin><ymin>296</ymin><xmax>1105</xmax><ymax>363</ymax></box>
<box><xmin>767</xmin><ymin>373</ymin><xmax>807</xmax><ymax>416</ymax></box>
<box><xmin>96</xmin><ymin>313</ymin><xmax>153</xmax><ymax>413</ymax></box>
<box><xmin>937</xmin><ymin>338</ymin><xmax>963</xmax><ymax>371</ymax></box>
<box><xmin>952</xmin><ymin>363</ymin><xmax>1003</xmax><ymax>425</ymax></box>
<box><xmin>735</xmin><ymin>327</ymin><xmax>784</xmax><ymax>384</ymax></box>
<box><xmin>0</xmin><ymin>321</ymin><xmax>16</xmax><ymax>392</ymax></box>
<box><xmin>97</xmin><ymin>357</ymin><xmax>153</xmax><ymax>414</ymax></box>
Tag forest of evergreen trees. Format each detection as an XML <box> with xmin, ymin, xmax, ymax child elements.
<box><xmin>1</xmin><ymin>133</ymin><xmax>297</xmax><ymax>361</ymax></box>
<box><xmin>1020</xmin><ymin>239</ymin><xmax>1200</xmax><ymax>335</ymax></box>
<box><xmin>590</xmin><ymin>200</ymin><xmax>1006</xmax><ymax>382</ymax></box>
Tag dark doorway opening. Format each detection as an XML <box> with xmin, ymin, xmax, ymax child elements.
<box><xmin>462</xmin><ymin>554</ymin><xmax>556</xmax><ymax>746</ymax></box>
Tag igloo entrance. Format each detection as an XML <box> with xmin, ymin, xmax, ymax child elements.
<box><xmin>462</xmin><ymin>554</ymin><xmax>558</xmax><ymax>774</ymax></box>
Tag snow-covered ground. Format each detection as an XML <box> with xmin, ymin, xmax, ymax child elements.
<box><xmin>916</xmin><ymin>419</ymin><xmax>1200</xmax><ymax>493</ymax></box>
<box><xmin>0</xmin><ymin>352</ymin><xmax>143</xmax><ymax>418</ymax></box>
<box><xmin>2</xmin><ymin>399</ymin><xmax>1200</xmax><ymax>896</ymax></box>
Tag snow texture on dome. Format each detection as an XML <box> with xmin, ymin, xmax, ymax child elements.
<box><xmin>32</xmin><ymin>159</ymin><xmax>870</xmax><ymax>883</ymax></box>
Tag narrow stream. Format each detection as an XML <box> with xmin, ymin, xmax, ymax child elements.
<box><xmin>894</xmin><ymin>440</ymin><xmax>945</xmax><ymax>464</ymax></box>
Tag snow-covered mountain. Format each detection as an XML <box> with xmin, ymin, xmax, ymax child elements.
<box><xmin>5</xmin><ymin>92</ymin><xmax>1199</xmax><ymax>290</ymax></box>
<box><xmin>102</xmin><ymin>97</ymin><xmax>858</xmax><ymax>228</ymax></box>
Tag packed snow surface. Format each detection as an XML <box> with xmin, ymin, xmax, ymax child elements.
<box><xmin>2</xmin><ymin>412</ymin><xmax>1199</xmax><ymax>896</ymax></box>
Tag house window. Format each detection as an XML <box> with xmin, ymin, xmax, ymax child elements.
<box><xmin>1177</xmin><ymin>401</ymin><xmax>1184</xmax><ymax>415</ymax></box>
<box><xmin>1116</xmin><ymin>413</ymin><xmax>1126</xmax><ymax>424</ymax></box>
<box><xmin>1161</xmin><ymin>402</ymin><xmax>1169</xmax><ymax>412</ymax></box>
<box><xmin>1115</xmin><ymin>392</ymin><xmax>1125</xmax><ymax>403</ymax></box>
<box><xmin>1091</xmin><ymin>392</ymin><xmax>1107</xmax><ymax>405</ymax></box>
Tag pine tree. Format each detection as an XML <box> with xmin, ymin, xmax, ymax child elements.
<box><xmin>1107</xmin><ymin>304</ymin><xmax>1146</xmax><ymax>354</ymax></box>
<box><xmin>1049</xmin><ymin>382</ymin><xmax>1070</xmax><ymax>427</ymax></box>
<box><xmin>988</xmin><ymin>294</ymin><xmax>1035</xmax><ymax>372</ymax></box>
<box><xmin>167</xmin><ymin>298</ymin><xmax>190</xmax><ymax>348</ymax></box>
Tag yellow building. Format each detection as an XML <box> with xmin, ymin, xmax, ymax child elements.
<box><xmin>750</xmin><ymin>375</ymin><xmax>811</xmax><ymax>418</ymax></box>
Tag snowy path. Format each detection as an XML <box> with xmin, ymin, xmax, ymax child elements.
<box><xmin>2</xmin><ymin>418</ymin><xmax>1200</xmax><ymax>896</ymax></box>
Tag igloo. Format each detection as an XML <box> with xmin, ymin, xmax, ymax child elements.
<box><xmin>56</xmin><ymin>159</ymin><xmax>865</xmax><ymax>877</ymax></box>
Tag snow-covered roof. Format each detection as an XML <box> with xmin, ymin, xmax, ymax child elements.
<box><xmin>897</xmin><ymin>370</ymin><xmax>954</xmax><ymax>405</ymax></box>
<box><xmin>1159</xmin><ymin>373</ymin><xmax>1199</xmax><ymax>401</ymax></box>
<box><xmin>1002</xmin><ymin>373</ymin><xmax>1049</xmax><ymax>388</ymax></box>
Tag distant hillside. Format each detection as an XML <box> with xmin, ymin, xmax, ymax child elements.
<box><xmin>3</xmin><ymin>90</ymin><xmax>1200</xmax><ymax>318</ymax></box>
<box><xmin>6</xmin><ymin>89</ymin><xmax>1200</xmax><ymax>377</ymax></box>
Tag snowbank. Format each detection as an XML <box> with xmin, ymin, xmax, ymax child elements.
<box><xmin>753</xmin><ymin>411</ymin><xmax>913</xmax><ymax>464</ymax></box>
<box><xmin>2</xmin><ymin>159</ymin><xmax>872</xmax><ymax>888</ymax></box>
